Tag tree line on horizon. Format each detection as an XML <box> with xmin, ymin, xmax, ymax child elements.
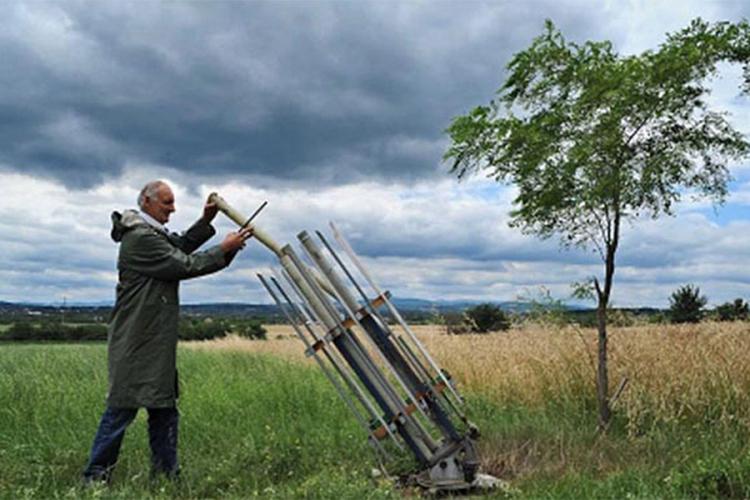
<box><xmin>1</xmin><ymin>283</ymin><xmax>746</xmax><ymax>341</ymax></box>
<box><xmin>0</xmin><ymin>317</ymin><xmax>266</xmax><ymax>342</ymax></box>
<box><xmin>436</xmin><ymin>285</ymin><xmax>749</xmax><ymax>335</ymax></box>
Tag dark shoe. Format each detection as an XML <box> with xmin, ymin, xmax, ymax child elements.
<box><xmin>82</xmin><ymin>472</ymin><xmax>110</xmax><ymax>488</ymax></box>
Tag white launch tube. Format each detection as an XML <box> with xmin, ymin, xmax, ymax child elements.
<box><xmin>209</xmin><ymin>192</ymin><xmax>337</xmax><ymax>297</ymax></box>
<box><xmin>208</xmin><ymin>192</ymin><xmax>283</xmax><ymax>257</ymax></box>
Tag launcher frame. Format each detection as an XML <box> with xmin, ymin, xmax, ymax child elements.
<box><xmin>209</xmin><ymin>193</ymin><xmax>491</xmax><ymax>491</ymax></box>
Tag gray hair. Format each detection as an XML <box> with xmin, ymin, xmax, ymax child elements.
<box><xmin>137</xmin><ymin>180</ymin><xmax>166</xmax><ymax>209</ymax></box>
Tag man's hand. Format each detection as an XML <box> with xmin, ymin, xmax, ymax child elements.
<box><xmin>220</xmin><ymin>227</ymin><xmax>254</xmax><ymax>253</ymax></box>
<box><xmin>202</xmin><ymin>197</ymin><xmax>219</xmax><ymax>224</ymax></box>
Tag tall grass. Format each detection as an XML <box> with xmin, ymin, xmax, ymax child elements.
<box><xmin>422</xmin><ymin>322</ymin><xmax>750</xmax><ymax>434</ymax></box>
<box><xmin>189</xmin><ymin>322</ymin><xmax>750</xmax><ymax>497</ymax></box>
<box><xmin>3</xmin><ymin>322</ymin><xmax>750</xmax><ymax>498</ymax></box>
<box><xmin>424</xmin><ymin>321</ymin><xmax>750</xmax><ymax>497</ymax></box>
<box><xmin>194</xmin><ymin>322</ymin><xmax>750</xmax><ymax>434</ymax></box>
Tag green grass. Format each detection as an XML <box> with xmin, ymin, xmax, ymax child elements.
<box><xmin>468</xmin><ymin>394</ymin><xmax>750</xmax><ymax>499</ymax></box>
<box><xmin>0</xmin><ymin>324</ymin><xmax>11</xmax><ymax>332</ymax></box>
<box><xmin>2</xmin><ymin>344</ymin><xmax>750</xmax><ymax>498</ymax></box>
<box><xmin>0</xmin><ymin>344</ymin><xmax>395</xmax><ymax>499</ymax></box>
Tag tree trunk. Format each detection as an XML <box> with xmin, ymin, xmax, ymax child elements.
<box><xmin>596</xmin><ymin>299</ymin><xmax>610</xmax><ymax>430</ymax></box>
<box><xmin>596</xmin><ymin>240</ymin><xmax>617</xmax><ymax>431</ymax></box>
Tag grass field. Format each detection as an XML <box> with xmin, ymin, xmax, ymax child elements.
<box><xmin>2</xmin><ymin>322</ymin><xmax>750</xmax><ymax>498</ymax></box>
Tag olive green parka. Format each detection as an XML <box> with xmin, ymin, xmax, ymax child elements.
<box><xmin>106</xmin><ymin>210</ymin><xmax>232</xmax><ymax>408</ymax></box>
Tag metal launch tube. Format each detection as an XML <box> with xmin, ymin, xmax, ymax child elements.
<box><xmin>281</xmin><ymin>244</ymin><xmax>435</xmax><ymax>463</ymax></box>
<box><xmin>314</xmin><ymin>229</ymin><xmax>464</xmax><ymax>420</ymax></box>
<box><xmin>298</xmin><ymin>231</ymin><xmax>437</xmax><ymax>429</ymax></box>
<box><xmin>279</xmin><ymin>251</ymin><xmax>339</xmax><ymax>329</ymax></box>
<box><xmin>269</xmin><ymin>270</ymin><xmax>403</xmax><ymax>449</ymax></box>
<box><xmin>258</xmin><ymin>273</ymin><xmax>391</xmax><ymax>459</ymax></box>
<box><xmin>330</xmin><ymin>222</ymin><xmax>464</xmax><ymax>405</ymax></box>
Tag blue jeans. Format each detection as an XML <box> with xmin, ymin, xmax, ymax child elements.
<box><xmin>82</xmin><ymin>406</ymin><xmax>179</xmax><ymax>482</ymax></box>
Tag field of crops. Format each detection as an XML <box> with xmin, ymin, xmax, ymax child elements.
<box><xmin>2</xmin><ymin>321</ymin><xmax>750</xmax><ymax>498</ymax></box>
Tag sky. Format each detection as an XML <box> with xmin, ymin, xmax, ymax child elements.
<box><xmin>1</xmin><ymin>0</ymin><xmax>749</xmax><ymax>308</ymax></box>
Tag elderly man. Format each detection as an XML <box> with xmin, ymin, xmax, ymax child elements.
<box><xmin>82</xmin><ymin>180</ymin><xmax>252</xmax><ymax>484</ymax></box>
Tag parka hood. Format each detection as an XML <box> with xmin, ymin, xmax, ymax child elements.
<box><xmin>111</xmin><ymin>210</ymin><xmax>148</xmax><ymax>242</ymax></box>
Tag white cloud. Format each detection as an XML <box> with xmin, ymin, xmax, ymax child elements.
<box><xmin>1</xmin><ymin>167</ymin><xmax>748</xmax><ymax>307</ymax></box>
<box><xmin>1</xmin><ymin>1</ymin><xmax>749</xmax><ymax>308</ymax></box>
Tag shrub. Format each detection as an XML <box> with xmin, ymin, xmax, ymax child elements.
<box><xmin>647</xmin><ymin>312</ymin><xmax>669</xmax><ymax>325</ymax></box>
<box><xmin>669</xmin><ymin>284</ymin><xmax>708</xmax><ymax>324</ymax></box>
<box><xmin>715</xmin><ymin>298</ymin><xmax>749</xmax><ymax>322</ymax></box>
<box><xmin>668</xmin><ymin>455</ymin><xmax>750</xmax><ymax>499</ymax></box>
<box><xmin>464</xmin><ymin>303</ymin><xmax>511</xmax><ymax>333</ymax></box>
<box><xmin>178</xmin><ymin>317</ymin><xmax>266</xmax><ymax>341</ymax></box>
<box><xmin>179</xmin><ymin>317</ymin><xmax>230</xmax><ymax>340</ymax></box>
<box><xmin>441</xmin><ymin>311</ymin><xmax>472</xmax><ymax>335</ymax></box>
<box><xmin>233</xmin><ymin>319</ymin><xmax>267</xmax><ymax>340</ymax></box>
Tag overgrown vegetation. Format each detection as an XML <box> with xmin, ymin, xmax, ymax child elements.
<box><xmin>433</xmin><ymin>304</ymin><xmax>511</xmax><ymax>334</ymax></box>
<box><xmin>439</xmin><ymin>311</ymin><xmax>473</xmax><ymax>335</ymax></box>
<box><xmin>178</xmin><ymin>317</ymin><xmax>266</xmax><ymax>341</ymax></box>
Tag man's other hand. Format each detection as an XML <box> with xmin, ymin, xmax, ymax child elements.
<box><xmin>202</xmin><ymin>198</ymin><xmax>219</xmax><ymax>223</ymax></box>
<box><xmin>220</xmin><ymin>227</ymin><xmax>254</xmax><ymax>253</ymax></box>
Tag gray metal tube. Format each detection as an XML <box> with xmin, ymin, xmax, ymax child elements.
<box><xmin>270</xmin><ymin>271</ymin><xmax>402</xmax><ymax>450</ymax></box>
<box><xmin>298</xmin><ymin>231</ymin><xmax>361</xmax><ymax>312</ymax></box>
<box><xmin>299</xmin><ymin>231</ymin><xmax>438</xmax><ymax>436</ymax></box>
<box><xmin>282</xmin><ymin>246</ymin><xmax>407</xmax><ymax>418</ymax></box>
<box><xmin>330</xmin><ymin>222</ymin><xmax>465</xmax><ymax>405</ymax></box>
<box><xmin>314</xmin><ymin>230</ymin><xmax>439</xmax><ymax>394</ymax></box>
<box><xmin>282</xmin><ymin>245</ymin><xmax>436</xmax><ymax>460</ymax></box>
<box><xmin>280</xmin><ymin>253</ymin><xmax>338</xmax><ymax>330</ymax></box>
<box><xmin>260</xmin><ymin>273</ymin><xmax>391</xmax><ymax>459</ymax></box>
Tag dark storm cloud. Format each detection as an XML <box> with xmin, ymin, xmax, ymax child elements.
<box><xmin>0</xmin><ymin>1</ymin><xmax>604</xmax><ymax>188</ymax></box>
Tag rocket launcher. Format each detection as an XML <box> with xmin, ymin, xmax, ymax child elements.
<box><xmin>210</xmin><ymin>192</ymin><xmax>497</xmax><ymax>492</ymax></box>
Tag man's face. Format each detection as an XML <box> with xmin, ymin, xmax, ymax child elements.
<box><xmin>143</xmin><ymin>184</ymin><xmax>175</xmax><ymax>224</ymax></box>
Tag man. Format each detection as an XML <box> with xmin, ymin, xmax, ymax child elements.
<box><xmin>82</xmin><ymin>180</ymin><xmax>252</xmax><ymax>484</ymax></box>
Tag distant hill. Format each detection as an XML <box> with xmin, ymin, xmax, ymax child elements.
<box><xmin>0</xmin><ymin>297</ymin><xmax>588</xmax><ymax>317</ymax></box>
<box><xmin>180</xmin><ymin>303</ymin><xmax>280</xmax><ymax>317</ymax></box>
<box><xmin>1</xmin><ymin>299</ymin><xmax>673</xmax><ymax>332</ymax></box>
<box><xmin>390</xmin><ymin>297</ymin><xmax>587</xmax><ymax>313</ymax></box>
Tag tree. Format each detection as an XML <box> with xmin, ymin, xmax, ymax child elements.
<box><xmin>669</xmin><ymin>285</ymin><xmax>708</xmax><ymax>323</ymax></box>
<box><xmin>465</xmin><ymin>303</ymin><xmax>511</xmax><ymax>333</ymax></box>
<box><xmin>715</xmin><ymin>298</ymin><xmax>749</xmax><ymax>322</ymax></box>
<box><xmin>445</xmin><ymin>19</ymin><xmax>750</xmax><ymax>430</ymax></box>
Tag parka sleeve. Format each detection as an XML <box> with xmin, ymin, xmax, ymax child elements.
<box><xmin>170</xmin><ymin>218</ymin><xmax>216</xmax><ymax>254</ymax></box>
<box><xmin>120</xmin><ymin>228</ymin><xmax>228</xmax><ymax>281</ymax></box>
